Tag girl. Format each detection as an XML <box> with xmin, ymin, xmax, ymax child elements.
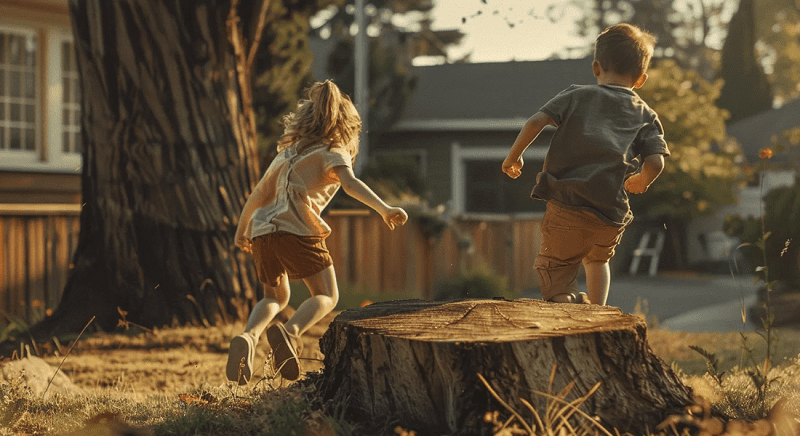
<box><xmin>226</xmin><ymin>80</ymin><xmax>407</xmax><ymax>383</ymax></box>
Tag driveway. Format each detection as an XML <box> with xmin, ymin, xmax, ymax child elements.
<box><xmin>525</xmin><ymin>272</ymin><xmax>760</xmax><ymax>333</ymax></box>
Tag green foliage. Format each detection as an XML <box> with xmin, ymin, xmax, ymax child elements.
<box><xmin>433</xmin><ymin>267</ymin><xmax>510</xmax><ymax>301</ymax></box>
<box><xmin>634</xmin><ymin>60</ymin><xmax>742</xmax><ymax>220</ymax></box>
<box><xmin>689</xmin><ymin>345</ymin><xmax>725</xmax><ymax>386</ymax></box>
<box><xmin>717</xmin><ymin>0</ymin><xmax>773</xmax><ymax>123</ymax></box>
<box><xmin>755</xmin><ymin>0</ymin><xmax>800</xmax><ymax>104</ymax></box>
<box><xmin>252</xmin><ymin>0</ymin><xmax>343</xmax><ymax>166</ymax></box>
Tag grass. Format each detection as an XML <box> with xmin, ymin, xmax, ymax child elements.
<box><xmin>2</xmin><ymin>285</ymin><xmax>800</xmax><ymax>435</ymax></box>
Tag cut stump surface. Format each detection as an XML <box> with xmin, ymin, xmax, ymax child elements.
<box><xmin>319</xmin><ymin>298</ymin><xmax>693</xmax><ymax>435</ymax></box>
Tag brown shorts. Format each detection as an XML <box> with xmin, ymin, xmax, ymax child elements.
<box><xmin>251</xmin><ymin>232</ymin><xmax>334</xmax><ymax>287</ymax></box>
<box><xmin>534</xmin><ymin>202</ymin><xmax>626</xmax><ymax>301</ymax></box>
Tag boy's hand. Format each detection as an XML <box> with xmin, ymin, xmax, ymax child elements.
<box><xmin>624</xmin><ymin>174</ymin><xmax>650</xmax><ymax>194</ymax></box>
<box><xmin>502</xmin><ymin>156</ymin><xmax>523</xmax><ymax>179</ymax></box>
<box><xmin>383</xmin><ymin>207</ymin><xmax>408</xmax><ymax>230</ymax></box>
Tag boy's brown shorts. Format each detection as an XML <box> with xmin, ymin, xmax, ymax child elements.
<box><xmin>251</xmin><ymin>232</ymin><xmax>334</xmax><ymax>287</ymax></box>
<box><xmin>534</xmin><ymin>202</ymin><xmax>626</xmax><ymax>301</ymax></box>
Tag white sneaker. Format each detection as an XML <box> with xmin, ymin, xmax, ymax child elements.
<box><xmin>226</xmin><ymin>333</ymin><xmax>256</xmax><ymax>385</ymax></box>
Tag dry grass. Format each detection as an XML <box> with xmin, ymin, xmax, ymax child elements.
<box><xmin>1</xmin><ymin>313</ymin><xmax>800</xmax><ymax>435</ymax></box>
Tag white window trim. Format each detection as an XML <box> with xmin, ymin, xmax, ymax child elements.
<box><xmin>45</xmin><ymin>29</ymin><xmax>81</xmax><ymax>172</ymax></box>
<box><xmin>0</xmin><ymin>25</ymin><xmax>81</xmax><ymax>174</ymax></box>
<box><xmin>450</xmin><ymin>141</ymin><xmax>547</xmax><ymax>219</ymax></box>
<box><xmin>0</xmin><ymin>24</ymin><xmax>40</xmax><ymax>168</ymax></box>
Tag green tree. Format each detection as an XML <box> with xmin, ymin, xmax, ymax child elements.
<box><xmin>754</xmin><ymin>0</ymin><xmax>800</xmax><ymax>105</ymax></box>
<box><xmin>312</xmin><ymin>1</ymin><xmax>464</xmax><ymax>144</ymax></box>
<box><xmin>252</xmin><ymin>0</ymin><xmax>342</xmax><ymax>167</ymax></box>
<box><xmin>718</xmin><ymin>0</ymin><xmax>773</xmax><ymax>123</ymax></box>
<box><xmin>633</xmin><ymin>60</ymin><xmax>743</xmax><ymax>268</ymax></box>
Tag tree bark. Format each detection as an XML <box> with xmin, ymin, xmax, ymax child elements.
<box><xmin>319</xmin><ymin>299</ymin><xmax>693</xmax><ymax>436</ymax></box>
<box><xmin>29</xmin><ymin>0</ymin><xmax>264</xmax><ymax>337</ymax></box>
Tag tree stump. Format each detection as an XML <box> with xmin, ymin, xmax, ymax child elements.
<box><xmin>319</xmin><ymin>298</ymin><xmax>693</xmax><ymax>435</ymax></box>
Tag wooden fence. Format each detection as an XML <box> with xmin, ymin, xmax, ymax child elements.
<box><xmin>0</xmin><ymin>204</ymin><xmax>81</xmax><ymax>327</ymax></box>
<box><xmin>0</xmin><ymin>208</ymin><xmax>543</xmax><ymax>326</ymax></box>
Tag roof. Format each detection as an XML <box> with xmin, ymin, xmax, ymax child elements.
<box><xmin>395</xmin><ymin>58</ymin><xmax>596</xmax><ymax>131</ymax></box>
<box><xmin>726</xmin><ymin>97</ymin><xmax>800</xmax><ymax>163</ymax></box>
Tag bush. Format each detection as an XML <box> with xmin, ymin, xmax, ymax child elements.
<box><xmin>433</xmin><ymin>267</ymin><xmax>511</xmax><ymax>301</ymax></box>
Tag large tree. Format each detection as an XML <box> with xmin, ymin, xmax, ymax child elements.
<box><xmin>717</xmin><ymin>0</ymin><xmax>773</xmax><ymax>123</ymax></box>
<box><xmin>26</xmin><ymin>0</ymin><xmax>331</xmax><ymax>339</ymax></box>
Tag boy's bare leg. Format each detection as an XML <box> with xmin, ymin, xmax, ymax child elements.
<box><xmin>583</xmin><ymin>260</ymin><xmax>610</xmax><ymax>306</ymax></box>
<box><xmin>285</xmin><ymin>265</ymin><xmax>340</xmax><ymax>337</ymax></box>
<box><xmin>244</xmin><ymin>273</ymin><xmax>291</xmax><ymax>338</ymax></box>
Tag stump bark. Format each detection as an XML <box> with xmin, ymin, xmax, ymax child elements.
<box><xmin>319</xmin><ymin>298</ymin><xmax>693</xmax><ymax>435</ymax></box>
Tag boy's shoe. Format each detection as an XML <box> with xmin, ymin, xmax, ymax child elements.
<box><xmin>266</xmin><ymin>323</ymin><xmax>301</xmax><ymax>381</ymax></box>
<box><xmin>226</xmin><ymin>333</ymin><xmax>256</xmax><ymax>385</ymax></box>
<box><xmin>547</xmin><ymin>292</ymin><xmax>591</xmax><ymax>304</ymax></box>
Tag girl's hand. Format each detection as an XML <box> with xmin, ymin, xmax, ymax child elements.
<box><xmin>502</xmin><ymin>156</ymin><xmax>523</xmax><ymax>179</ymax></box>
<box><xmin>383</xmin><ymin>207</ymin><xmax>408</xmax><ymax>230</ymax></box>
<box><xmin>235</xmin><ymin>235</ymin><xmax>252</xmax><ymax>253</ymax></box>
<box><xmin>624</xmin><ymin>174</ymin><xmax>649</xmax><ymax>194</ymax></box>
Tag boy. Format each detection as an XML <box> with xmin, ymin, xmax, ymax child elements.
<box><xmin>502</xmin><ymin>23</ymin><xmax>669</xmax><ymax>306</ymax></box>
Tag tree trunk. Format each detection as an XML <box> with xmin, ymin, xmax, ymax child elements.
<box><xmin>319</xmin><ymin>299</ymin><xmax>693</xmax><ymax>436</ymax></box>
<box><xmin>29</xmin><ymin>0</ymin><xmax>265</xmax><ymax>337</ymax></box>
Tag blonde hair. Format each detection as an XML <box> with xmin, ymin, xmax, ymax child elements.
<box><xmin>277</xmin><ymin>80</ymin><xmax>361</xmax><ymax>162</ymax></box>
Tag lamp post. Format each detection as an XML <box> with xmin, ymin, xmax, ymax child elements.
<box><xmin>354</xmin><ymin>0</ymin><xmax>369</xmax><ymax>175</ymax></box>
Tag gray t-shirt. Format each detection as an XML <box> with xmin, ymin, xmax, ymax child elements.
<box><xmin>533</xmin><ymin>84</ymin><xmax>670</xmax><ymax>226</ymax></box>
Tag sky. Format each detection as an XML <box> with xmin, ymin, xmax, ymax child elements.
<box><xmin>427</xmin><ymin>0</ymin><xmax>591</xmax><ymax>63</ymax></box>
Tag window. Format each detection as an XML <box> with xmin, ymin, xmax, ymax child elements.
<box><xmin>0</xmin><ymin>25</ymin><xmax>81</xmax><ymax>173</ymax></box>
<box><xmin>0</xmin><ymin>28</ymin><xmax>38</xmax><ymax>155</ymax></box>
<box><xmin>464</xmin><ymin>159</ymin><xmax>546</xmax><ymax>214</ymax></box>
<box><xmin>60</xmin><ymin>39</ymin><xmax>80</xmax><ymax>155</ymax></box>
<box><xmin>451</xmin><ymin>143</ymin><xmax>547</xmax><ymax>217</ymax></box>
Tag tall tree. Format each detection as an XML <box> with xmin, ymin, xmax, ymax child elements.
<box><xmin>27</xmin><ymin>0</ymin><xmax>330</xmax><ymax>338</ymax></box>
<box><xmin>717</xmin><ymin>0</ymin><xmax>773</xmax><ymax>123</ymax></box>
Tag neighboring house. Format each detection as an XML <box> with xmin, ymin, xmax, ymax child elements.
<box><xmin>373</xmin><ymin>58</ymin><xmax>596</xmax><ymax>219</ymax></box>
<box><xmin>686</xmin><ymin>98</ymin><xmax>799</xmax><ymax>266</ymax></box>
<box><xmin>1</xmin><ymin>0</ymin><xmax>80</xmax><ymax>325</ymax></box>
<box><xmin>0</xmin><ymin>0</ymin><xmax>80</xmax><ymax>205</ymax></box>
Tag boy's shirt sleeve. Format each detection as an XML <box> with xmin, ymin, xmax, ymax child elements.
<box><xmin>538</xmin><ymin>85</ymin><xmax>581</xmax><ymax>125</ymax></box>
<box><xmin>635</xmin><ymin>114</ymin><xmax>670</xmax><ymax>158</ymax></box>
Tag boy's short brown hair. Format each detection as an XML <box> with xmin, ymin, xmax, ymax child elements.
<box><xmin>594</xmin><ymin>23</ymin><xmax>656</xmax><ymax>79</ymax></box>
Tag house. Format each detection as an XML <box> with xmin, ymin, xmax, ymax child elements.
<box><xmin>373</xmin><ymin>58</ymin><xmax>596</xmax><ymax>218</ymax></box>
<box><xmin>685</xmin><ymin>98</ymin><xmax>799</xmax><ymax>266</ymax></box>
<box><xmin>0</xmin><ymin>0</ymin><xmax>80</xmax><ymax>325</ymax></box>
<box><xmin>0</xmin><ymin>0</ymin><xmax>80</xmax><ymax>206</ymax></box>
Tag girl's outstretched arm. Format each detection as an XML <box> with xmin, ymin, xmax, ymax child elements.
<box><xmin>333</xmin><ymin>166</ymin><xmax>408</xmax><ymax>230</ymax></box>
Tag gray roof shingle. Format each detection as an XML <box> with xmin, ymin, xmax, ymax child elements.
<box><xmin>399</xmin><ymin>58</ymin><xmax>596</xmax><ymax>125</ymax></box>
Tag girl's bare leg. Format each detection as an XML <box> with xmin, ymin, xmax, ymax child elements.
<box><xmin>244</xmin><ymin>273</ymin><xmax>291</xmax><ymax>339</ymax></box>
<box><xmin>583</xmin><ymin>260</ymin><xmax>610</xmax><ymax>306</ymax></box>
<box><xmin>284</xmin><ymin>265</ymin><xmax>339</xmax><ymax>337</ymax></box>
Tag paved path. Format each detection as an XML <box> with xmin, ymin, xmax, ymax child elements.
<box><xmin>605</xmin><ymin>272</ymin><xmax>759</xmax><ymax>332</ymax></box>
<box><xmin>527</xmin><ymin>272</ymin><xmax>761</xmax><ymax>333</ymax></box>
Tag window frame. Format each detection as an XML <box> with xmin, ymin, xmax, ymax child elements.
<box><xmin>0</xmin><ymin>24</ymin><xmax>81</xmax><ymax>174</ymax></box>
<box><xmin>450</xmin><ymin>141</ymin><xmax>547</xmax><ymax>219</ymax></box>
